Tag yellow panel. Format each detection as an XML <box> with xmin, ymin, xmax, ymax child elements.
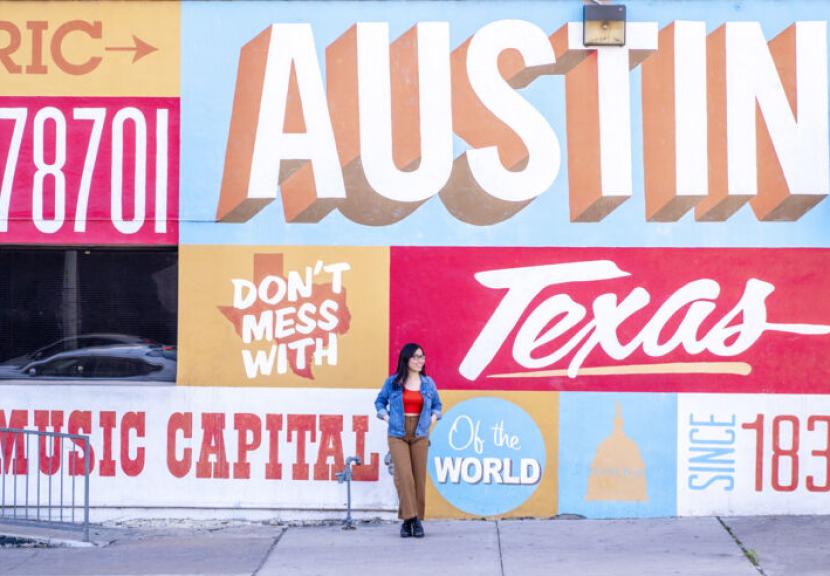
<box><xmin>178</xmin><ymin>245</ymin><xmax>390</xmax><ymax>388</ymax></box>
<box><xmin>426</xmin><ymin>390</ymin><xmax>559</xmax><ymax>519</ymax></box>
<box><xmin>0</xmin><ymin>1</ymin><xmax>179</xmax><ymax>96</ymax></box>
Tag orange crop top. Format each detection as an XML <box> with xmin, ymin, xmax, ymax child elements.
<box><xmin>403</xmin><ymin>388</ymin><xmax>424</xmax><ymax>415</ymax></box>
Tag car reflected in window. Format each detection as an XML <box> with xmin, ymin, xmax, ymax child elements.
<box><xmin>2</xmin><ymin>334</ymin><xmax>164</xmax><ymax>368</ymax></box>
<box><xmin>1</xmin><ymin>342</ymin><xmax>175</xmax><ymax>383</ymax></box>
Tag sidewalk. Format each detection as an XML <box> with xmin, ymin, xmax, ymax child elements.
<box><xmin>0</xmin><ymin>515</ymin><xmax>828</xmax><ymax>576</ymax></box>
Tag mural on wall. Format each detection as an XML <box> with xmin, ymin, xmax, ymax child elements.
<box><xmin>0</xmin><ymin>386</ymin><xmax>389</xmax><ymax>509</ymax></box>
<box><xmin>391</xmin><ymin>247</ymin><xmax>830</xmax><ymax>394</ymax></box>
<box><xmin>585</xmin><ymin>404</ymin><xmax>647</xmax><ymax>502</ymax></box>
<box><xmin>677</xmin><ymin>394</ymin><xmax>830</xmax><ymax>516</ymax></box>
<box><xmin>0</xmin><ymin>2</ymin><xmax>180</xmax><ymax>390</ymax></box>
<box><xmin>0</xmin><ymin>1</ymin><xmax>180</xmax><ymax>244</ymax></box>
<box><xmin>558</xmin><ymin>392</ymin><xmax>676</xmax><ymax>518</ymax></box>
<box><xmin>180</xmin><ymin>1</ymin><xmax>829</xmax><ymax>249</ymax></box>
<box><xmin>425</xmin><ymin>390</ymin><xmax>557</xmax><ymax>519</ymax></box>
<box><xmin>213</xmin><ymin>18</ymin><xmax>827</xmax><ymax>227</ymax></box>
<box><xmin>429</xmin><ymin>398</ymin><xmax>545</xmax><ymax>515</ymax></box>
<box><xmin>1</xmin><ymin>0</ymin><xmax>830</xmax><ymax>520</ymax></box>
<box><xmin>178</xmin><ymin>245</ymin><xmax>388</xmax><ymax>388</ymax></box>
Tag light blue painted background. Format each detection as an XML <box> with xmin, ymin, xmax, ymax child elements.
<box><xmin>558</xmin><ymin>392</ymin><xmax>677</xmax><ymax>518</ymax></box>
<box><xmin>181</xmin><ymin>0</ymin><xmax>830</xmax><ymax>247</ymax></box>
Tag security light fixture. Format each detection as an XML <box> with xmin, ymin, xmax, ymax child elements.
<box><xmin>583</xmin><ymin>3</ymin><xmax>626</xmax><ymax>47</ymax></box>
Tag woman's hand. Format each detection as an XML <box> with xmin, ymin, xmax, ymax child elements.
<box><xmin>384</xmin><ymin>415</ymin><xmax>389</xmax><ymax>423</ymax></box>
<box><xmin>431</xmin><ymin>414</ymin><xmax>437</xmax><ymax>426</ymax></box>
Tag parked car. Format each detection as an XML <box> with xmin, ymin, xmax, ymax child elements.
<box><xmin>0</xmin><ymin>344</ymin><xmax>176</xmax><ymax>382</ymax></box>
<box><xmin>1</xmin><ymin>333</ymin><xmax>172</xmax><ymax>368</ymax></box>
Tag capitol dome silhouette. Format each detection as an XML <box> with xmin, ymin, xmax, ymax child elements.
<box><xmin>585</xmin><ymin>403</ymin><xmax>648</xmax><ymax>501</ymax></box>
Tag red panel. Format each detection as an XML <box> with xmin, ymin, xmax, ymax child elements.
<box><xmin>0</xmin><ymin>96</ymin><xmax>178</xmax><ymax>245</ymax></box>
<box><xmin>390</xmin><ymin>247</ymin><xmax>830</xmax><ymax>394</ymax></box>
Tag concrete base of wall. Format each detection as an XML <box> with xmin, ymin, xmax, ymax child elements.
<box><xmin>86</xmin><ymin>507</ymin><xmax>399</xmax><ymax>524</ymax></box>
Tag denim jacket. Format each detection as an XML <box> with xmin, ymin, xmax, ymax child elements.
<box><xmin>374</xmin><ymin>374</ymin><xmax>443</xmax><ymax>438</ymax></box>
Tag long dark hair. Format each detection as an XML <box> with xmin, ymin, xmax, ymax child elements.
<box><xmin>394</xmin><ymin>342</ymin><xmax>426</xmax><ymax>389</ymax></box>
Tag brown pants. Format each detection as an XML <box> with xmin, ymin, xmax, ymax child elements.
<box><xmin>389</xmin><ymin>415</ymin><xmax>428</xmax><ymax>520</ymax></box>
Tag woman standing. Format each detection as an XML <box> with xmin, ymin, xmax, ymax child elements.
<box><xmin>375</xmin><ymin>343</ymin><xmax>442</xmax><ymax>538</ymax></box>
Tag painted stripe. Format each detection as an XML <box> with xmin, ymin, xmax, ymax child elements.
<box><xmin>487</xmin><ymin>361</ymin><xmax>752</xmax><ymax>378</ymax></box>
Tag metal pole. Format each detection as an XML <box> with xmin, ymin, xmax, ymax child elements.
<box><xmin>60</xmin><ymin>438</ymin><xmax>64</xmax><ymax>522</ymax></box>
<box><xmin>346</xmin><ymin>472</ymin><xmax>352</xmax><ymax>525</ymax></box>
<box><xmin>336</xmin><ymin>456</ymin><xmax>360</xmax><ymax>530</ymax></box>
<box><xmin>48</xmin><ymin>436</ymin><xmax>52</xmax><ymax>522</ymax></box>
<box><xmin>25</xmin><ymin>433</ymin><xmax>29</xmax><ymax>520</ymax></box>
<box><xmin>63</xmin><ymin>250</ymin><xmax>79</xmax><ymax>342</ymax></box>
<box><xmin>71</xmin><ymin>445</ymin><xmax>76</xmax><ymax>524</ymax></box>
<box><xmin>84</xmin><ymin>436</ymin><xmax>90</xmax><ymax>543</ymax></box>
<box><xmin>2</xmin><ymin>436</ymin><xmax>5</xmax><ymax>518</ymax></box>
<box><xmin>37</xmin><ymin>433</ymin><xmax>40</xmax><ymax>521</ymax></box>
<box><xmin>13</xmin><ymin>439</ymin><xmax>16</xmax><ymax>519</ymax></box>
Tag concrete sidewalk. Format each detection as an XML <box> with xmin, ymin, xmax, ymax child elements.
<box><xmin>1</xmin><ymin>516</ymin><xmax>828</xmax><ymax>576</ymax></box>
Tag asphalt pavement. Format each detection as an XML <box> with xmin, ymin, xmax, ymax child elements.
<box><xmin>0</xmin><ymin>515</ymin><xmax>828</xmax><ymax>576</ymax></box>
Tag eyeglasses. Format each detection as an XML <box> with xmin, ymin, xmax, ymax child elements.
<box><xmin>411</xmin><ymin>354</ymin><xmax>426</xmax><ymax>360</ymax></box>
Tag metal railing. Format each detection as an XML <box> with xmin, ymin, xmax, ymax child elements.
<box><xmin>0</xmin><ymin>427</ymin><xmax>90</xmax><ymax>542</ymax></box>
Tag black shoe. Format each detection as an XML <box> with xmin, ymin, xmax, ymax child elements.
<box><xmin>400</xmin><ymin>518</ymin><xmax>413</xmax><ymax>538</ymax></box>
<box><xmin>412</xmin><ymin>517</ymin><xmax>424</xmax><ymax>538</ymax></box>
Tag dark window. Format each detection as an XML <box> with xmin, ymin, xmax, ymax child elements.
<box><xmin>0</xmin><ymin>247</ymin><xmax>177</xmax><ymax>382</ymax></box>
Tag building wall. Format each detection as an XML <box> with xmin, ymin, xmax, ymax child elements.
<box><xmin>1</xmin><ymin>0</ymin><xmax>830</xmax><ymax>519</ymax></box>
